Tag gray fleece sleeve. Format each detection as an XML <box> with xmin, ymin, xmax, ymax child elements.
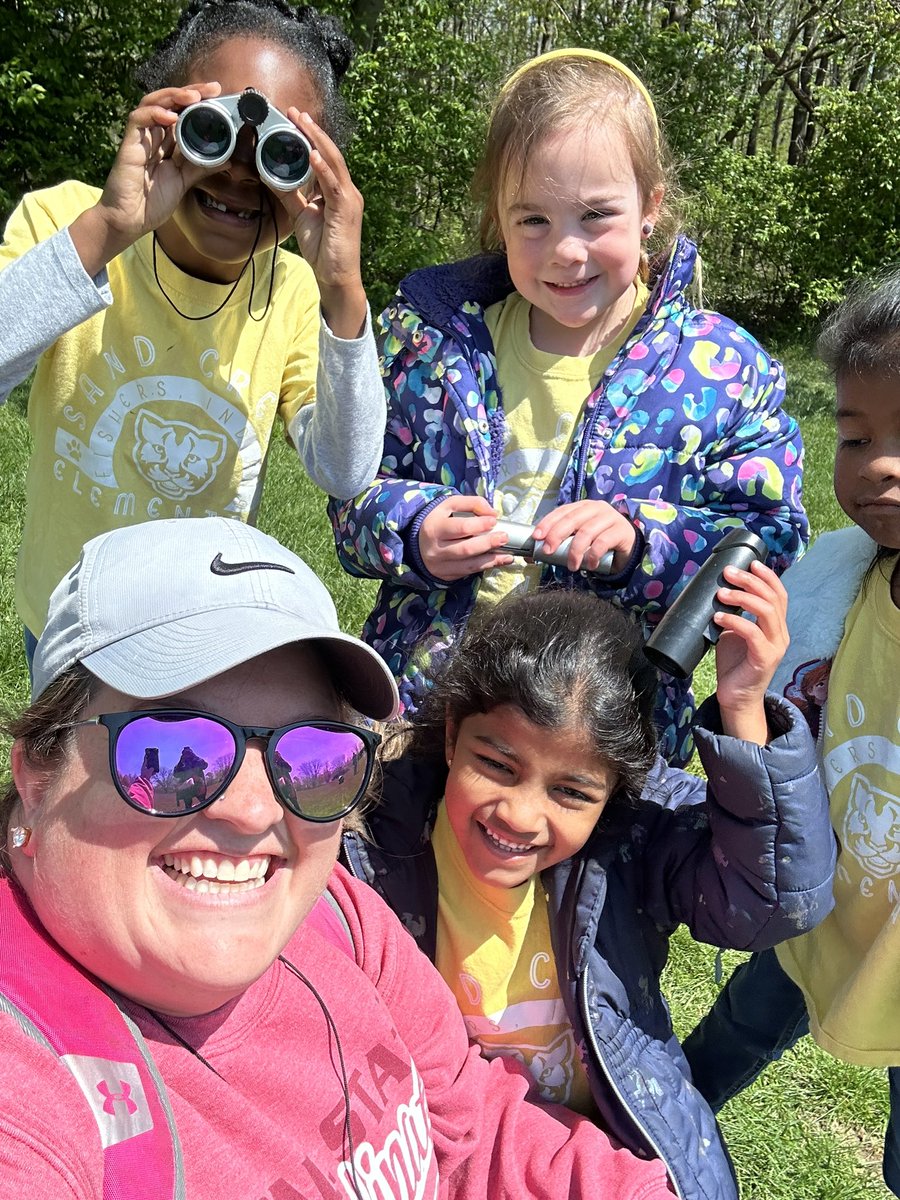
<box><xmin>0</xmin><ymin>227</ymin><xmax>112</xmax><ymax>403</ymax></box>
<box><xmin>287</xmin><ymin>309</ymin><xmax>387</xmax><ymax>500</ymax></box>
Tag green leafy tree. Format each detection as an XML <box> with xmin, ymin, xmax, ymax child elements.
<box><xmin>339</xmin><ymin>0</ymin><xmax>499</xmax><ymax>310</ymax></box>
<box><xmin>0</xmin><ymin>1</ymin><xmax>179</xmax><ymax>222</ymax></box>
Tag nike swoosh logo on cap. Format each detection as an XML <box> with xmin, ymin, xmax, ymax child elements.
<box><xmin>210</xmin><ymin>553</ymin><xmax>295</xmax><ymax>577</ymax></box>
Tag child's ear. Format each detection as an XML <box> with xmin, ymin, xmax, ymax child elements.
<box><xmin>644</xmin><ymin>184</ymin><xmax>664</xmax><ymax>227</ymax></box>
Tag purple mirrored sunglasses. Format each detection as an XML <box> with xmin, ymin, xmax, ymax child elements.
<box><xmin>63</xmin><ymin>710</ymin><xmax>380</xmax><ymax>822</ymax></box>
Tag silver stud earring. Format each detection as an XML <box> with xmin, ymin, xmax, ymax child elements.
<box><xmin>10</xmin><ymin>826</ymin><xmax>32</xmax><ymax>850</ymax></box>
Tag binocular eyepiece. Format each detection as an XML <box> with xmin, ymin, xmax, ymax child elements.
<box><xmin>643</xmin><ymin>527</ymin><xmax>768</xmax><ymax>679</ymax></box>
<box><xmin>175</xmin><ymin>88</ymin><xmax>313</xmax><ymax>192</ymax></box>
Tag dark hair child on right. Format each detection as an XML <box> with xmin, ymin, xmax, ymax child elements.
<box><xmin>683</xmin><ymin>266</ymin><xmax>900</xmax><ymax>1198</ymax></box>
<box><xmin>342</xmin><ymin>568</ymin><xmax>836</xmax><ymax>1200</ymax></box>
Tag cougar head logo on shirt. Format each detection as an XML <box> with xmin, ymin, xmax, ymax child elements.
<box><xmin>842</xmin><ymin>776</ymin><xmax>900</xmax><ymax>879</ymax></box>
<box><xmin>132</xmin><ymin>411</ymin><xmax>227</xmax><ymax>500</ymax></box>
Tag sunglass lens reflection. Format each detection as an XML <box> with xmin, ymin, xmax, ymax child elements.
<box><xmin>114</xmin><ymin>715</ymin><xmax>236</xmax><ymax>814</ymax></box>
<box><xmin>272</xmin><ymin>726</ymin><xmax>367</xmax><ymax>818</ymax></box>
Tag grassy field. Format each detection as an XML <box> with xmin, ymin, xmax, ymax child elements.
<box><xmin>0</xmin><ymin>344</ymin><xmax>890</xmax><ymax>1198</ymax></box>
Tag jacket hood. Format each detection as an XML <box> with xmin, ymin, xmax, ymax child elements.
<box><xmin>393</xmin><ymin>236</ymin><xmax>699</xmax><ymax>340</ymax></box>
<box><xmin>770</xmin><ymin>525</ymin><xmax>876</xmax><ymax>696</ymax></box>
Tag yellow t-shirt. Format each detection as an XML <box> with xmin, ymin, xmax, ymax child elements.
<box><xmin>777</xmin><ymin>557</ymin><xmax>900</xmax><ymax>1066</ymax></box>
<box><xmin>1</xmin><ymin>181</ymin><xmax>319</xmax><ymax>634</ymax></box>
<box><xmin>432</xmin><ymin>803</ymin><xmax>595</xmax><ymax>1114</ymax></box>
<box><xmin>477</xmin><ymin>284</ymin><xmax>648</xmax><ymax>606</ymax></box>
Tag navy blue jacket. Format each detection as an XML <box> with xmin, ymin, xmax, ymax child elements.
<box><xmin>341</xmin><ymin>695</ymin><xmax>836</xmax><ymax>1200</ymax></box>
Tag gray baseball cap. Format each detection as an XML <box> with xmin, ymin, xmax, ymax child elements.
<box><xmin>33</xmin><ymin>518</ymin><xmax>400</xmax><ymax>720</ymax></box>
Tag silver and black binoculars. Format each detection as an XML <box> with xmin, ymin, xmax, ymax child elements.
<box><xmin>451</xmin><ymin>513</ymin><xmax>615</xmax><ymax>574</ymax></box>
<box><xmin>175</xmin><ymin>87</ymin><xmax>313</xmax><ymax>191</ymax></box>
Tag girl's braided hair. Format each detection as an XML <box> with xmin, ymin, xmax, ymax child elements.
<box><xmin>136</xmin><ymin>0</ymin><xmax>354</xmax><ymax>145</ymax></box>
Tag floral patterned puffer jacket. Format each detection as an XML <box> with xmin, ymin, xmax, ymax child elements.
<box><xmin>330</xmin><ymin>237</ymin><xmax>808</xmax><ymax>765</ymax></box>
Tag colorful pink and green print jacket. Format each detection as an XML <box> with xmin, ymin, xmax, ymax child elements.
<box><xmin>330</xmin><ymin>238</ymin><xmax>808</xmax><ymax>764</ymax></box>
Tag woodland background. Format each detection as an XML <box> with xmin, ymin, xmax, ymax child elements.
<box><xmin>3</xmin><ymin>0</ymin><xmax>900</xmax><ymax>328</ymax></box>
<box><xmin>1</xmin><ymin>4</ymin><xmax>897</xmax><ymax>1195</ymax></box>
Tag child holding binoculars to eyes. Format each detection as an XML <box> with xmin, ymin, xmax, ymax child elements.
<box><xmin>331</xmin><ymin>48</ymin><xmax>809</xmax><ymax>766</ymax></box>
<box><xmin>0</xmin><ymin>0</ymin><xmax>384</xmax><ymax>660</ymax></box>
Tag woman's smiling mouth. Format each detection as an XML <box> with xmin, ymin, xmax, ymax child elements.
<box><xmin>160</xmin><ymin>852</ymin><xmax>272</xmax><ymax>893</ymax></box>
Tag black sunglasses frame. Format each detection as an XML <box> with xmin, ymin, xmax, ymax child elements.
<box><xmin>63</xmin><ymin>709</ymin><xmax>381</xmax><ymax>822</ymax></box>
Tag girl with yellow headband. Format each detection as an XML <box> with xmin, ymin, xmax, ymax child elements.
<box><xmin>331</xmin><ymin>48</ymin><xmax>808</xmax><ymax>768</ymax></box>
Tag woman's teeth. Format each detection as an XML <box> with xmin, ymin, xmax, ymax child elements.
<box><xmin>161</xmin><ymin>853</ymin><xmax>270</xmax><ymax>893</ymax></box>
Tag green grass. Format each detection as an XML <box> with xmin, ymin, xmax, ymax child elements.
<box><xmin>0</xmin><ymin>344</ymin><xmax>891</xmax><ymax>1198</ymax></box>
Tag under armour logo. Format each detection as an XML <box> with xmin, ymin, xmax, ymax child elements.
<box><xmin>62</xmin><ymin>1055</ymin><xmax>153</xmax><ymax>1147</ymax></box>
<box><xmin>210</xmin><ymin>553</ymin><xmax>295</xmax><ymax>576</ymax></box>
<box><xmin>97</xmin><ymin>1078</ymin><xmax>139</xmax><ymax>1116</ymax></box>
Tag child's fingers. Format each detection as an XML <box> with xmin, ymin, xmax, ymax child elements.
<box><xmin>424</xmin><ymin>541</ymin><xmax>513</xmax><ymax>582</ymax></box>
<box><xmin>127</xmin><ymin>84</ymin><xmax>219</xmax><ymax>129</ymax></box>
<box><xmin>444</xmin><ymin>514</ymin><xmax>500</xmax><ymax>539</ymax></box>
<box><xmin>290</xmin><ymin>110</ymin><xmax>351</xmax><ymax>185</ymax></box>
<box><xmin>438</xmin><ymin>528</ymin><xmax>507</xmax><ymax>559</ymax></box>
<box><xmin>534</xmin><ymin>500</ymin><xmax>633</xmax><ymax>563</ymax></box>
<box><xmin>714</xmin><ymin>598</ymin><xmax>788</xmax><ymax>665</ymax></box>
<box><xmin>143</xmin><ymin>82</ymin><xmax>222</xmax><ymax>110</ymax></box>
<box><xmin>722</xmin><ymin>560</ymin><xmax>787</xmax><ymax>602</ymax></box>
<box><xmin>719</xmin><ymin>564</ymin><xmax>787</xmax><ymax>625</ymax></box>
<box><xmin>282</xmin><ymin>109</ymin><xmax>358</xmax><ymax>214</ymax></box>
<box><xmin>716</xmin><ymin>584</ymin><xmax>786</xmax><ymax>635</ymax></box>
<box><xmin>124</xmin><ymin>105</ymin><xmax>181</xmax><ymax>138</ymax></box>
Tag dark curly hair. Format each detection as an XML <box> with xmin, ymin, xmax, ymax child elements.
<box><xmin>136</xmin><ymin>0</ymin><xmax>355</xmax><ymax>145</ymax></box>
<box><xmin>404</xmin><ymin>589</ymin><xmax>660</xmax><ymax>812</ymax></box>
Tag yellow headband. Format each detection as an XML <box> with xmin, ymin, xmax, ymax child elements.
<box><xmin>499</xmin><ymin>47</ymin><xmax>658</xmax><ymax>136</ymax></box>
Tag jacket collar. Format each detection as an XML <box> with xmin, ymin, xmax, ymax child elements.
<box><xmin>398</xmin><ymin>253</ymin><xmax>514</xmax><ymax>326</ymax></box>
<box><xmin>395</xmin><ymin>236</ymin><xmax>698</xmax><ymax>333</ymax></box>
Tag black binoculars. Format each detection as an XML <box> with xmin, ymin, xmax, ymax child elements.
<box><xmin>643</xmin><ymin>526</ymin><xmax>768</xmax><ymax>678</ymax></box>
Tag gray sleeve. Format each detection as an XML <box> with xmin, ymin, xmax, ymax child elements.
<box><xmin>287</xmin><ymin>308</ymin><xmax>387</xmax><ymax>500</ymax></box>
<box><xmin>0</xmin><ymin>227</ymin><xmax>112</xmax><ymax>404</ymax></box>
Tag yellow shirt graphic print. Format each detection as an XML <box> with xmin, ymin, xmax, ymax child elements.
<box><xmin>432</xmin><ymin>804</ymin><xmax>594</xmax><ymax>1114</ymax></box>
<box><xmin>0</xmin><ymin>181</ymin><xmax>319</xmax><ymax>634</ymax></box>
<box><xmin>777</xmin><ymin>559</ymin><xmax>900</xmax><ymax>1065</ymax></box>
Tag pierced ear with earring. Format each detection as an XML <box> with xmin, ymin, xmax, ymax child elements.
<box><xmin>641</xmin><ymin>221</ymin><xmax>654</xmax><ymax>238</ymax></box>
<box><xmin>9</xmin><ymin>826</ymin><xmax>32</xmax><ymax>850</ymax></box>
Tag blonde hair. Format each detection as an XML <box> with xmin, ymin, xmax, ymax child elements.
<box><xmin>472</xmin><ymin>50</ymin><xmax>680</xmax><ymax>280</ymax></box>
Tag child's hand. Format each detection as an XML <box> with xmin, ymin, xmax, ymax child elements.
<box><xmin>532</xmin><ymin>501</ymin><xmax>637</xmax><ymax>573</ymax></box>
<box><xmin>72</xmin><ymin>84</ymin><xmax>223</xmax><ymax>274</ymax></box>
<box><xmin>418</xmin><ymin>497</ymin><xmax>514</xmax><ymax>582</ymax></box>
<box><xmin>714</xmin><ymin>561</ymin><xmax>789</xmax><ymax>745</ymax></box>
<box><xmin>280</xmin><ymin>109</ymin><xmax>367</xmax><ymax>339</ymax></box>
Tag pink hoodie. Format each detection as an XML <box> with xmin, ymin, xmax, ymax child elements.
<box><xmin>0</xmin><ymin>865</ymin><xmax>672</xmax><ymax>1199</ymax></box>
